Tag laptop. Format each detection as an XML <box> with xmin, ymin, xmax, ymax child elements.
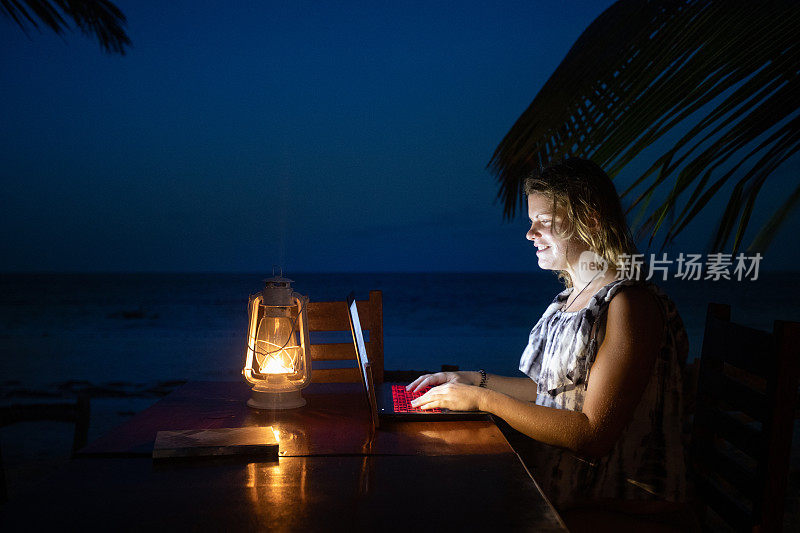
<box><xmin>346</xmin><ymin>292</ymin><xmax>488</xmax><ymax>427</ymax></box>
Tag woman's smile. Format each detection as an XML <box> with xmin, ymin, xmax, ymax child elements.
<box><xmin>527</xmin><ymin>193</ymin><xmax>596</xmax><ymax>275</ymax></box>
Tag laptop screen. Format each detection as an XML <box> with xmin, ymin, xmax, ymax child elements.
<box><xmin>346</xmin><ymin>293</ymin><xmax>380</xmax><ymax>430</ymax></box>
<box><xmin>348</xmin><ymin>296</ymin><xmax>371</xmax><ymax>386</ymax></box>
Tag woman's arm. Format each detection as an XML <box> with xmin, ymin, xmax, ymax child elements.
<box><xmin>482</xmin><ymin>374</ymin><xmax>538</xmax><ymax>402</ymax></box>
<box><xmin>412</xmin><ymin>285</ymin><xmax>663</xmax><ymax>458</ymax></box>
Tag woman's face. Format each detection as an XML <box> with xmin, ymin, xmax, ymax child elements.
<box><xmin>526</xmin><ymin>193</ymin><xmax>588</xmax><ymax>272</ymax></box>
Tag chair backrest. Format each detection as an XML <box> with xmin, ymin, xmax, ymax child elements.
<box><xmin>306</xmin><ymin>290</ymin><xmax>383</xmax><ymax>384</ymax></box>
<box><xmin>0</xmin><ymin>396</ymin><xmax>90</xmax><ymax>502</ymax></box>
<box><xmin>690</xmin><ymin>303</ymin><xmax>800</xmax><ymax>532</ymax></box>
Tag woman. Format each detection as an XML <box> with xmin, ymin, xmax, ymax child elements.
<box><xmin>408</xmin><ymin>158</ymin><xmax>690</xmax><ymax>529</ymax></box>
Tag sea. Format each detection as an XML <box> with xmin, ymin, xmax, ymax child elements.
<box><xmin>1</xmin><ymin>271</ymin><xmax>799</xmax><ymax>440</ymax></box>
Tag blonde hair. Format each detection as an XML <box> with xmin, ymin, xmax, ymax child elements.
<box><xmin>524</xmin><ymin>158</ymin><xmax>637</xmax><ymax>287</ymax></box>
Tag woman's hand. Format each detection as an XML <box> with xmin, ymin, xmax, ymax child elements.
<box><xmin>406</xmin><ymin>371</ymin><xmax>478</xmax><ymax>393</ymax></box>
<box><xmin>409</xmin><ymin>382</ymin><xmax>486</xmax><ymax>412</ymax></box>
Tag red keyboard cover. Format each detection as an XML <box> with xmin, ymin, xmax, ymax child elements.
<box><xmin>391</xmin><ymin>385</ymin><xmax>442</xmax><ymax>413</ymax></box>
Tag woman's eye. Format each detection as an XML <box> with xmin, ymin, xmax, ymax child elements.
<box><xmin>541</xmin><ymin>219</ymin><xmax>551</xmax><ymax>226</ymax></box>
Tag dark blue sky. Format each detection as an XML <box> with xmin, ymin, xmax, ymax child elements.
<box><xmin>2</xmin><ymin>1</ymin><xmax>798</xmax><ymax>272</ymax></box>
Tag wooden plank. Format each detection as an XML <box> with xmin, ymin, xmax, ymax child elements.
<box><xmin>307</xmin><ymin>300</ymin><xmax>374</xmax><ymax>331</ymax></box>
<box><xmin>723</xmin><ymin>364</ymin><xmax>766</xmax><ymax>394</ymax></box>
<box><xmin>309</xmin><ymin>343</ymin><xmax>355</xmax><ymax>361</ymax></box>
<box><xmin>311</xmin><ymin>368</ymin><xmax>361</xmax><ymax>383</ymax></box>
<box><xmin>705</xmin><ymin>371</ymin><xmax>767</xmax><ymax>421</ymax></box>
<box><xmin>306</xmin><ymin>300</ymin><xmax>349</xmax><ymax>331</ymax></box>
<box><xmin>695</xmin><ymin>475</ymin><xmax>753</xmax><ymax>531</ymax></box>
<box><xmin>706</xmin><ymin>409</ymin><xmax>762</xmax><ymax>459</ymax></box>
<box><xmin>705</xmin><ymin>318</ymin><xmax>773</xmax><ymax>378</ymax></box>
<box><xmin>693</xmin><ymin>440</ymin><xmax>757</xmax><ymax>499</ymax></box>
<box><xmin>152</xmin><ymin>427</ymin><xmax>279</xmax><ymax>460</ymax></box>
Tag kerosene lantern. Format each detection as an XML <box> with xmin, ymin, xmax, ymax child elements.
<box><xmin>243</xmin><ymin>272</ymin><xmax>311</xmax><ymax>409</ymax></box>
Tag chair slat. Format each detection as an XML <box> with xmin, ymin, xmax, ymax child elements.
<box><xmin>704</xmin><ymin>318</ymin><xmax>773</xmax><ymax>378</ymax></box>
<box><xmin>311</xmin><ymin>368</ymin><xmax>362</xmax><ymax>383</ymax></box>
<box><xmin>307</xmin><ymin>301</ymin><xmax>374</xmax><ymax>331</ymax></box>
<box><xmin>693</xmin><ymin>440</ymin><xmax>757</xmax><ymax>499</ymax></box>
<box><xmin>309</xmin><ymin>343</ymin><xmax>356</xmax><ymax>361</ymax></box>
<box><xmin>706</xmin><ymin>409</ymin><xmax>762</xmax><ymax>459</ymax></box>
<box><xmin>695</xmin><ymin>476</ymin><xmax>753</xmax><ymax>531</ymax></box>
<box><xmin>703</xmin><ymin>371</ymin><xmax>767</xmax><ymax>422</ymax></box>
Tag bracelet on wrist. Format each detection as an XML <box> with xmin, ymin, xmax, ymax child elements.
<box><xmin>478</xmin><ymin>369</ymin><xmax>487</xmax><ymax>388</ymax></box>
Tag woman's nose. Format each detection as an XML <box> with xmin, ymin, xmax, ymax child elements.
<box><xmin>526</xmin><ymin>225</ymin><xmax>539</xmax><ymax>241</ymax></box>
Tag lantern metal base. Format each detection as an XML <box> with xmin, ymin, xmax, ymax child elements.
<box><xmin>247</xmin><ymin>388</ymin><xmax>306</xmax><ymax>410</ymax></box>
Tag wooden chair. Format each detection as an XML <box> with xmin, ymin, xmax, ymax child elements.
<box><xmin>0</xmin><ymin>396</ymin><xmax>90</xmax><ymax>502</ymax></box>
<box><xmin>690</xmin><ymin>303</ymin><xmax>800</xmax><ymax>532</ymax></box>
<box><xmin>306</xmin><ymin>291</ymin><xmax>383</xmax><ymax>384</ymax></box>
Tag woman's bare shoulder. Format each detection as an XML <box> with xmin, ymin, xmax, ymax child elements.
<box><xmin>607</xmin><ymin>283</ymin><xmax>663</xmax><ymax>325</ymax></box>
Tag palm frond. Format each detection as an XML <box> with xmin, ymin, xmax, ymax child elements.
<box><xmin>749</xmin><ymin>179</ymin><xmax>800</xmax><ymax>252</ymax></box>
<box><xmin>488</xmin><ymin>0</ymin><xmax>800</xmax><ymax>253</ymax></box>
<box><xmin>1</xmin><ymin>0</ymin><xmax>130</xmax><ymax>54</ymax></box>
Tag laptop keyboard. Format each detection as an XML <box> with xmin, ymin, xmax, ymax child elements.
<box><xmin>391</xmin><ymin>385</ymin><xmax>442</xmax><ymax>413</ymax></box>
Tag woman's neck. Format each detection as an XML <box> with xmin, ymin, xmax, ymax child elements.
<box><xmin>568</xmin><ymin>268</ymin><xmax>618</xmax><ymax>296</ymax></box>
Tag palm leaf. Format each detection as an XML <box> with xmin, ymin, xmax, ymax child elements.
<box><xmin>749</xmin><ymin>179</ymin><xmax>800</xmax><ymax>252</ymax></box>
<box><xmin>1</xmin><ymin>0</ymin><xmax>130</xmax><ymax>54</ymax></box>
<box><xmin>488</xmin><ymin>0</ymin><xmax>800</xmax><ymax>253</ymax></box>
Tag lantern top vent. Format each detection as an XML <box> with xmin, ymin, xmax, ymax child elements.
<box><xmin>261</xmin><ymin>272</ymin><xmax>296</xmax><ymax>307</ymax></box>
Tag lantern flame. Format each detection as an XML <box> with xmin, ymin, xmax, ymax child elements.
<box><xmin>258</xmin><ymin>347</ymin><xmax>295</xmax><ymax>374</ymax></box>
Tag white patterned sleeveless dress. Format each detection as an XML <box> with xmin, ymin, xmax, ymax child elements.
<box><xmin>518</xmin><ymin>279</ymin><xmax>689</xmax><ymax>508</ymax></box>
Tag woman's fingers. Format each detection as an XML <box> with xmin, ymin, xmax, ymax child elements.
<box><xmin>411</xmin><ymin>384</ymin><xmax>448</xmax><ymax>409</ymax></box>
<box><xmin>407</xmin><ymin>374</ymin><xmax>437</xmax><ymax>392</ymax></box>
<box><xmin>410</xmin><ymin>388</ymin><xmax>437</xmax><ymax>409</ymax></box>
<box><xmin>407</xmin><ymin>372</ymin><xmax>446</xmax><ymax>392</ymax></box>
<box><xmin>406</xmin><ymin>375</ymin><xmax>429</xmax><ymax>391</ymax></box>
<box><xmin>411</xmin><ymin>376</ymin><xmax>435</xmax><ymax>393</ymax></box>
<box><xmin>415</xmin><ymin>400</ymin><xmax>440</xmax><ymax>410</ymax></box>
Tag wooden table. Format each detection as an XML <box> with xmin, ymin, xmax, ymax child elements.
<box><xmin>1</xmin><ymin>382</ymin><xmax>566</xmax><ymax>531</ymax></box>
